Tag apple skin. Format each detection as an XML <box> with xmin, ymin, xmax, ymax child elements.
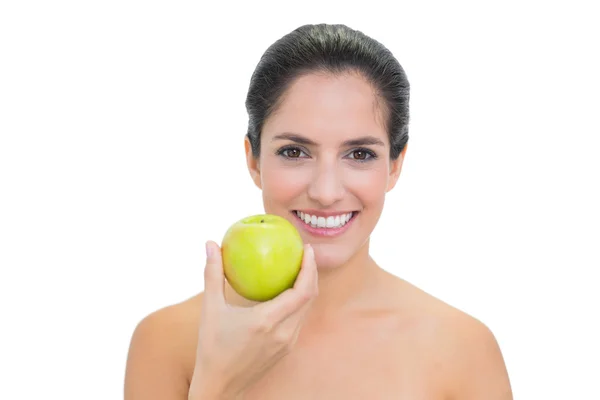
<box><xmin>221</xmin><ymin>214</ymin><xmax>304</xmax><ymax>302</ymax></box>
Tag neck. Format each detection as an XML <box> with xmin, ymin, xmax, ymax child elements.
<box><xmin>309</xmin><ymin>238</ymin><xmax>381</xmax><ymax>319</ymax></box>
<box><xmin>222</xmin><ymin>239</ymin><xmax>382</xmax><ymax>315</ymax></box>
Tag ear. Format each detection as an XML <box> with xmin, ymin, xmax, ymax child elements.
<box><xmin>244</xmin><ymin>136</ymin><xmax>262</xmax><ymax>189</ymax></box>
<box><xmin>386</xmin><ymin>145</ymin><xmax>407</xmax><ymax>193</ymax></box>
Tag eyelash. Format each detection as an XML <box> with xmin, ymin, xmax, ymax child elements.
<box><xmin>275</xmin><ymin>145</ymin><xmax>378</xmax><ymax>162</ymax></box>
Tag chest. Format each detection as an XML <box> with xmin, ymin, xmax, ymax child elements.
<box><xmin>243</xmin><ymin>321</ymin><xmax>445</xmax><ymax>400</ymax></box>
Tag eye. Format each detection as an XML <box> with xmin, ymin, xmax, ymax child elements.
<box><xmin>347</xmin><ymin>148</ymin><xmax>377</xmax><ymax>162</ymax></box>
<box><xmin>276</xmin><ymin>145</ymin><xmax>308</xmax><ymax>159</ymax></box>
<box><xmin>284</xmin><ymin>148</ymin><xmax>303</xmax><ymax>158</ymax></box>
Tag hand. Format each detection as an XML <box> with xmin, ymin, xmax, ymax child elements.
<box><xmin>188</xmin><ymin>240</ymin><xmax>319</xmax><ymax>399</ymax></box>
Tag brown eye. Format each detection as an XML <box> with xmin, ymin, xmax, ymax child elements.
<box><xmin>353</xmin><ymin>150</ymin><xmax>368</xmax><ymax>160</ymax></box>
<box><xmin>286</xmin><ymin>148</ymin><xmax>302</xmax><ymax>158</ymax></box>
<box><xmin>277</xmin><ymin>146</ymin><xmax>307</xmax><ymax>159</ymax></box>
<box><xmin>347</xmin><ymin>148</ymin><xmax>376</xmax><ymax>162</ymax></box>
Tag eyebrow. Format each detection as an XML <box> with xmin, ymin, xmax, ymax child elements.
<box><xmin>272</xmin><ymin>132</ymin><xmax>385</xmax><ymax>147</ymax></box>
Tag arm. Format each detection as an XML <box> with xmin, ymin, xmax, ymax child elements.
<box><xmin>124</xmin><ymin>241</ymin><xmax>318</xmax><ymax>399</ymax></box>
<box><xmin>124</xmin><ymin>307</ymin><xmax>191</xmax><ymax>400</ymax></box>
<box><xmin>448</xmin><ymin>317</ymin><xmax>513</xmax><ymax>400</ymax></box>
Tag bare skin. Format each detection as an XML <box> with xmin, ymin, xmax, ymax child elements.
<box><xmin>124</xmin><ymin>246</ymin><xmax>512</xmax><ymax>399</ymax></box>
<box><xmin>124</xmin><ymin>72</ymin><xmax>513</xmax><ymax>399</ymax></box>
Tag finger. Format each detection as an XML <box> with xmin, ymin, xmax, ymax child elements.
<box><xmin>289</xmin><ymin>305</ymin><xmax>309</xmax><ymax>342</ymax></box>
<box><xmin>202</xmin><ymin>240</ymin><xmax>225</xmax><ymax>307</ymax></box>
<box><xmin>256</xmin><ymin>244</ymin><xmax>318</xmax><ymax>322</ymax></box>
<box><xmin>276</xmin><ymin>277</ymin><xmax>316</xmax><ymax>343</ymax></box>
<box><xmin>292</xmin><ymin>244</ymin><xmax>318</xmax><ymax>292</ymax></box>
<box><xmin>280</xmin><ymin>291</ymin><xmax>314</xmax><ymax>328</ymax></box>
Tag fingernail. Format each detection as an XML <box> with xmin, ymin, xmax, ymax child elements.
<box><xmin>205</xmin><ymin>241</ymin><xmax>213</xmax><ymax>258</ymax></box>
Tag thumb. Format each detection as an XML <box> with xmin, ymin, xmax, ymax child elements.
<box><xmin>256</xmin><ymin>244</ymin><xmax>318</xmax><ymax>322</ymax></box>
<box><xmin>203</xmin><ymin>240</ymin><xmax>225</xmax><ymax>306</ymax></box>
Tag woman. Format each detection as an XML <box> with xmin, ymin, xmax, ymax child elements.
<box><xmin>124</xmin><ymin>24</ymin><xmax>513</xmax><ymax>399</ymax></box>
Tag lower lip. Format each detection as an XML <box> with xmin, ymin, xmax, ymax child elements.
<box><xmin>291</xmin><ymin>212</ymin><xmax>358</xmax><ymax>237</ymax></box>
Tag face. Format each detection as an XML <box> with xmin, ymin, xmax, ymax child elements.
<box><xmin>245</xmin><ymin>72</ymin><xmax>406</xmax><ymax>269</ymax></box>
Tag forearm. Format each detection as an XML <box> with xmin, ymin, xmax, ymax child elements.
<box><xmin>188</xmin><ymin>375</ymin><xmax>239</xmax><ymax>400</ymax></box>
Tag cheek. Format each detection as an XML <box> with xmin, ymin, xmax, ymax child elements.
<box><xmin>260</xmin><ymin>158</ymin><xmax>308</xmax><ymax>204</ymax></box>
<box><xmin>259</xmin><ymin>156</ymin><xmax>391</xmax><ymax>211</ymax></box>
<box><xmin>344</xmin><ymin>165</ymin><xmax>389</xmax><ymax>206</ymax></box>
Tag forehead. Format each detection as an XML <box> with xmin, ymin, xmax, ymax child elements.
<box><xmin>262</xmin><ymin>72</ymin><xmax>388</xmax><ymax>143</ymax></box>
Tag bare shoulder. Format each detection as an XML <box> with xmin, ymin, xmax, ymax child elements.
<box><xmin>439</xmin><ymin>308</ymin><xmax>513</xmax><ymax>400</ymax></box>
<box><xmin>386</xmin><ymin>276</ymin><xmax>513</xmax><ymax>399</ymax></box>
<box><xmin>124</xmin><ymin>293</ymin><xmax>203</xmax><ymax>400</ymax></box>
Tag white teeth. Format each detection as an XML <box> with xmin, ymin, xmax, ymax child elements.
<box><xmin>294</xmin><ymin>211</ymin><xmax>355</xmax><ymax>229</ymax></box>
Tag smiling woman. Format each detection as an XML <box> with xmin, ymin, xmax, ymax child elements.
<box><xmin>124</xmin><ymin>24</ymin><xmax>513</xmax><ymax>400</ymax></box>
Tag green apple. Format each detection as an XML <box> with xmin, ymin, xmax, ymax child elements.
<box><xmin>221</xmin><ymin>214</ymin><xmax>304</xmax><ymax>302</ymax></box>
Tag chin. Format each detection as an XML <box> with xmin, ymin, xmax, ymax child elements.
<box><xmin>311</xmin><ymin>244</ymin><xmax>356</xmax><ymax>270</ymax></box>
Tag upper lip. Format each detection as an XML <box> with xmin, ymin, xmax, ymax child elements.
<box><xmin>293</xmin><ymin>209</ymin><xmax>357</xmax><ymax>217</ymax></box>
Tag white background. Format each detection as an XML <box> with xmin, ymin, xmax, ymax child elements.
<box><xmin>1</xmin><ymin>0</ymin><xmax>598</xmax><ymax>398</ymax></box>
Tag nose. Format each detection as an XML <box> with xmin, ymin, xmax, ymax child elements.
<box><xmin>307</xmin><ymin>158</ymin><xmax>346</xmax><ymax>207</ymax></box>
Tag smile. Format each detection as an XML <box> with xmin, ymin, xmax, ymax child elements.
<box><xmin>291</xmin><ymin>210</ymin><xmax>359</xmax><ymax>237</ymax></box>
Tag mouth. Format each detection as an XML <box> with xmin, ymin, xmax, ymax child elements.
<box><xmin>290</xmin><ymin>210</ymin><xmax>359</xmax><ymax>237</ymax></box>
